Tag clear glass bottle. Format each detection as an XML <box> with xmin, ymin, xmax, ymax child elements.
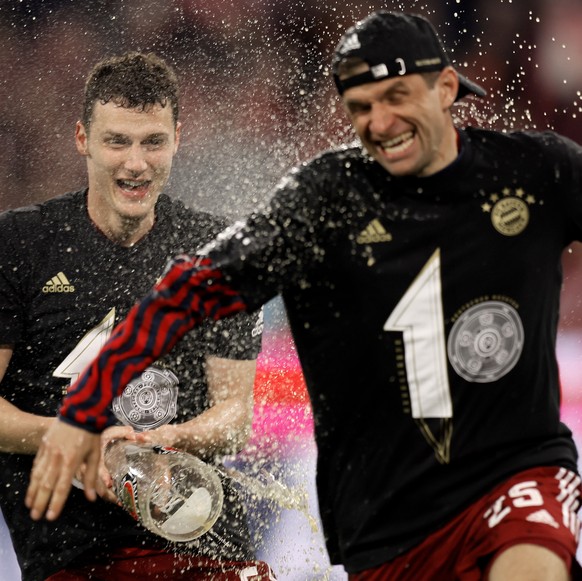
<box><xmin>104</xmin><ymin>441</ymin><xmax>224</xmax><ymax>542</ymax></box>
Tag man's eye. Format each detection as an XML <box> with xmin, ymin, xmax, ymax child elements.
<box><xmin>144</xmin><ymin>138</ymin><xmax>166</xmax><ymax>148</ymax></box>
<box><xmin>105</xmin><ymin>138</ymin><xmax>127</xmax><ymax>147</ymax></box>
<box><xmin>348</xmin><ymin>104</ymin><xmax>369</xmax><ymax>116</ymax></box>
<box><xmin>387</xmin><ymin>91</ymin><xmax>408</xmax><ymax>104</ymax></box>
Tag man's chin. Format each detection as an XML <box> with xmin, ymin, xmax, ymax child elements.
<box><xmin>118</xmin><ymin>211</ymin><xmax>151</xmax><ymax>224</ymax></box>
<box><xmin>376</xmin><ymin>158</ymin><xmax>417</xmax><ymax>177</ymax></box>
<box><xmin>364</xmin><ymin>146</ymin><xmax>415</xmax><ymax>177</ymax></box>
<box><xmin>115</xmin><ymin>196</ymin><xmax>157</xmax><ymax>219</ymax></box>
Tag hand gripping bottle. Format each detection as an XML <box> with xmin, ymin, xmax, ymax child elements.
<box><xmin>104</xmin><ymin>441</ymin><xmax>224</xmax><ymax>542</ymax></box>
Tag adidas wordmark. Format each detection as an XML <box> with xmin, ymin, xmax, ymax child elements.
<box><xmin>42</xmin><ymin>272</ymin><xmax>75</xmax><ymax>293</ymax></box>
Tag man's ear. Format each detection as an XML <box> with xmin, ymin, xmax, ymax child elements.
<box><xmin>438</xmin><ymin>67</ymin><xmax>459</xmax><ymax>109</ymax></box>
<box><xmin>173</xmin><ymin>121</ymin><xmax>182</xmax><ymax>154</ymax></box>
<box><xmin>75</xmin><ymin>121</ymin><xmax>89</xmax><ymax>156</ymax></box>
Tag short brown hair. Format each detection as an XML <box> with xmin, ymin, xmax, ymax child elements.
<box><xmin>82</xmin><ymin>52</ymin><xmax>179</xmax><ymax>130</ymax></box>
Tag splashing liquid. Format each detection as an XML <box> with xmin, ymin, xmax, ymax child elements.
<box><xmin>220</xmin><ymin>466</ymin><xmax>319</xmax><ymax>533</ymax></box>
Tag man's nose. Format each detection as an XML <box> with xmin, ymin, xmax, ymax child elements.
<box><xmin>124</xmin><ymin>146</ymin><xmax>148</xmax><ymax>174</ymax></box>
<box><xmin>369</xmin><ymin>103</ymin><xmax>396</xmax><ymax>135</ymax></box>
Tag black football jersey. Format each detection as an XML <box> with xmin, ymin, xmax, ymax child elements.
<box><xmin>205</xmin><ymin>128</ymin><xmax>582</xmax><ymax>572</ymax></box>
<box><xmin>0</xmin><ymin>190</ymin><xmax>262</xmax><ymax>579</ymax></box>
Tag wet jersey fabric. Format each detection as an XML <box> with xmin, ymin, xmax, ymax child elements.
<box><xmin>0</xmin><ymin>190</ymin><xmax>262</xmax><ymax>580</ymax></box>
<box><xmin>205</xmin><ymin>127</ymin><xmax>582</xmax><ymax>572</ymax></box>
<box><xmin>54</xmin><ymin>128</ymin><xmax>582</xmax><ymax>573</ymax></box>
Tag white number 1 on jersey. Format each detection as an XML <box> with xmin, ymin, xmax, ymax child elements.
<box><xmin>384</xmin><ymin>249</ymin><xmax>453</xmax><ymax>463</ymax></box>
<box><xmin>53</xmin><ymin>308</ymin><xmax>116</xmax><ymax>386</ymax></box>
<box><xmin>384</xmin><ymin>249</ymin><xmax>452</xmax><ymax>419</ymax></box>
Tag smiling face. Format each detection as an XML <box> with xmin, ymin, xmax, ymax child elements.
<box><xmin>76</xmin><ymin>100</ymin><xmax>181</xmax><ymax>245</ymax></box>
<box><xmin>342</xmin><ymin>66</ymin><xmax>459</xmax><ymax>177</ymax></box>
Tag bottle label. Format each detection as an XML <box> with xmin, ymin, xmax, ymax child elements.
<box><xmin>118</xmin><ymin>472</ymin><xmax>140</xmax><ymax>521</ymax></box>
<box><xmin>152</xmin><ymin>444</ymin><xmax>179</xmax><ymax>455</ymax></box>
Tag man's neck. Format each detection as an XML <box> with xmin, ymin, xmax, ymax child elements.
<box><xmin>87</xmin><ymin>202</ymin><xmax>155</xmax><ymax>247</ymax></box>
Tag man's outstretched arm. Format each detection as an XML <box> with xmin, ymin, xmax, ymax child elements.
<box><xmin>25</xmin><ymin>256</ymin><xmax>247</xmax><ymax>521</ymax></box>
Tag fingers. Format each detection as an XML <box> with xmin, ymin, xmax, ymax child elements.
<box><xmin>101</xmin><ymin>425</ymin><xmax>137</xmax><ymax>445</ymax></box>
<box><xmin>82</xmin><ymin>442</ymin><xmax>100</xmax><ymax>503</ymax></box>
<box><xmin>100</xmin><ymin>425</ymin><xmax>137</xmax><ymax>489</ymax></box>
<box><xmin>135</xmin><ymin>430</ymin><xmax>152</xmax><ymax>443</ymax></box>
<box><xmin>26</xmin><ymin>441</ymin><xmax>76</xmax><ymax>520</ymax></box>
<box><xmin>25</xmin><ymin>421</ymin><xmax>100</xmax><ymax>520</ymax></box>
<box><xmin>98</xmin><ymin>447</ymin><xmax>114</xmax><ymax>491</ymax></box>
<box><xmin>26</xmin><ymin>444</ymin><xmax>58</xmax><ymax>520</ymax></box>
<box><xmin>96</xmin><ymin>477</ymin><xmax>118</xmax><ymax>504</ymax></box>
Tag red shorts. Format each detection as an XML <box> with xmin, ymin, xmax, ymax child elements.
<box><xmin>350</xmin><ymin>466</ymin><xmax>582</xmax><ymax>581</ymax></box>
<box><xmin>46</xmin><ymin>548</ymin><xmax>277</xmax><ymax>580</ymax></box>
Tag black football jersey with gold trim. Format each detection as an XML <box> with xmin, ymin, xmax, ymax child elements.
<box><xmin>0</xmin><ymin>190</ymin><xmax>261</xmax><ymax>579</ymax></box>
<box><xmin>206</xmin><ymin>128</ymin><xmax>582</xmax><ymax>572</ymax></box>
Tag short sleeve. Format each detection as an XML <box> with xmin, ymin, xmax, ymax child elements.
<box><xmin>0</xmin><ymin>211</ymin><xmax>30</xmax><ymax>344</ymax></box>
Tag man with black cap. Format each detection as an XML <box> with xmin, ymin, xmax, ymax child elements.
<box><xmin>26</xmin><ymin>10</ymin><xmax>582</xmax><ymax>580</ymax></box>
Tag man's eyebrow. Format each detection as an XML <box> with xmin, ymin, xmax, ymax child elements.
<box><xmin>386</xmin><ymin>79</ymin><xmax>408</xmax><ymax>91</ymax></box>
<box><xmin>101</xmin><ymin>131</ymin><xmax>169</xmax><ymax>140</ymax></box>
<box><xmin>143</xmin><ymin>132</ymin><xmax>169</xmax><ymax>139</ymax></box>
<box><xmin>378</xmin><ymin>79</ymin><xmax>410</xmax><ymax>98</ymax></box>
<box><xmin>103</xmin><ymin>131</ymin><xmax>127</xmax><ymax>138</ymax></box>
<box><xmin>345</xmin><ymin>79</ymin><xmax>410</xmax><ymax>107</ymax></box>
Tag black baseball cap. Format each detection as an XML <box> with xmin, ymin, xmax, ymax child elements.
<box><xmin>332</xmin><ymin>11</ymin><xmax>486</xmax><ymax>101</ymax></box>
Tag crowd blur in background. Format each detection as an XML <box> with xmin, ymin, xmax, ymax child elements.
<box><xmin>2</xmin><ymin>0</ymin><xmax>582</xmax><ymax>204</ymax></box>
<box><xmin>2</xmin><ymin>1</ymin><xmax>582</xmax><ymax>578</ymax></box>
<box><xmin>2</xmin><ymin>0</ymin><xmax>582</xmax><ymax>325</ymax></box>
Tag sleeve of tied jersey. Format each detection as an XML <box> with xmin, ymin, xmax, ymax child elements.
<box><xmin>59</xmin><ymin>256</ymin><xmax>247</xmax><ymax>433</ymax></box>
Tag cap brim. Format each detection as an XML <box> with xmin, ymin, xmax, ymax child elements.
<box><xmin>456</xmin><ymin>72</ymin><xmax>487</xmax><ymax>101</ymax></box>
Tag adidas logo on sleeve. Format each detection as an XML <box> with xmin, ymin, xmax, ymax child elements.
<box><xmin>42</xmin><ymin>272</ymin><xmax>75</xmax><ymax>293</ymax></box>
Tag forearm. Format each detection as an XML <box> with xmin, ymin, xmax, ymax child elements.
<box><xmin>160</xmin><ymin>398</ymin><xmax>253</xmax><ymax>459</ymax></box>
<box><xmin>0</xmin><ymin>398</ymin><xmax>56</xmax><ymax>454</ymax></box>
<box><xmin>60</xmin><ymin>256</ymin><xmax>247</xmax><ymax>432</ymax></box>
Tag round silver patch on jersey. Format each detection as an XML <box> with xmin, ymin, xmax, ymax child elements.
<box><xmin>112</xmin><ymin>366</ymin><xmax>179</xmax><ymax>430</ymax></box>
<box><xmin>447</xmin><ymin>301</ymin><xmax>524</xmax><ymax>383</ymax></box>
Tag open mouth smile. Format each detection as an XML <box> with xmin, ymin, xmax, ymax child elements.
<box><xmin>379</xmin><ymin>131</ymin><xmax>415</xmax><ymax>155</ymax></box>
<box><xmin>117</xmin><ymin>179</ymin><xmax>151</xmax><ymax>196</ymax></box>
